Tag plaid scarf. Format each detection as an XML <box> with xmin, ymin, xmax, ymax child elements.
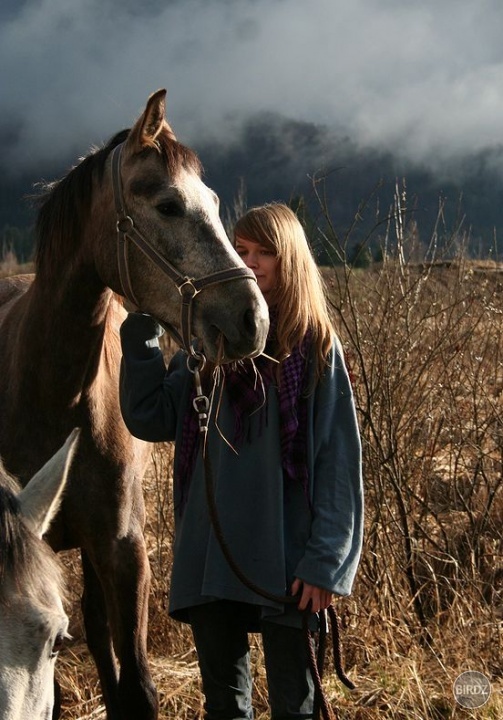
<box><xmin>175</xmin><ymin>314</ymin><xmax>311</xmax><ymax>512</ymax></box>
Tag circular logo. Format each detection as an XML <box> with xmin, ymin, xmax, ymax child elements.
<box><xmin>453</xmin><ymin>671</ymin><xmax>491</xmax><ymax>708</ymax></box>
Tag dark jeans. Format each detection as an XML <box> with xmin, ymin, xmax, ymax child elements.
<box><xmin>188</xmin><ymin>600</ymin><xmax>315</xmax><ymax>720</ymax></box>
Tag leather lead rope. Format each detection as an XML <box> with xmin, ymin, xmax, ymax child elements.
<box><xmin>189</xmin><ymin>361</ymin><xmax>355</xmax><ymax>720</ymax></box>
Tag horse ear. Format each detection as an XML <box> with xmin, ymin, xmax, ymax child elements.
<box><xmin>18</xmin><ymin>429</ymin><xmax>80</xmax><ymax>539</ymax></box>
<box><xmin>127</xmin><ymin>89</ymin><xmax>176</xmax><ymax>151</ymax></box>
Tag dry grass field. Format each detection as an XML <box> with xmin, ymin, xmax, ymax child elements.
<box><xmin>1</xmin><ymin>233</ymin><xmax>502</xmax><ymax>718</ymax></box>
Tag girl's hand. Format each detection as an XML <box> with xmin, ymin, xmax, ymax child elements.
<box><xmin>291</xmin><ymin>578</ymin><xmax>333</xmax><ymax>613</ymax></box>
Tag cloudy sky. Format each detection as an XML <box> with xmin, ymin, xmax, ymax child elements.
<box><xmin>2</xmin><ymin>0</ymin><xmax>503</xmax><ymax>178</ymax></box>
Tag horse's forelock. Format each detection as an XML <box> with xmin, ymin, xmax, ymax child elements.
<box><xmin>155</xmin><ymin>125</ymin><xmax>203</xmax><ymax>177</ymax></box>
<box><xmin>0</xmin><ymin>484</ymin><xmax>65</xmax><ymax>607</ymax></box>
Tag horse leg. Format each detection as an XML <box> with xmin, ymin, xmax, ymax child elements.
<box><xmin>111</xmin><ymin>533</ymin><xmax>158</xmax><ymax>720</ymax></box>
<box><xmin>82</xmin><ymin>536</ymin><xmax>158</xmax><ymax>720</ymax></box>
<box><xmin>81</xmin><ymin>550</ymin><xmax>121</xmax><ymax>717</ymax></box>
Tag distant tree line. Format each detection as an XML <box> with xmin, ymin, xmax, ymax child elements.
<box><xmin>1</xmin><ymin>224</ymin><xmax>35</xmax><ymax>264</ymax></box>
<box><xmin>3</xmin><ymin>108</ymin><xmax>503</xmax><ymax>269</ymax></box>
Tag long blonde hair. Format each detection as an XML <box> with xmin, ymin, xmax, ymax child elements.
<box><xmin>233</xmin><ymin>203</ymin><xmax>334</xmax><ymax>375</ymax></box>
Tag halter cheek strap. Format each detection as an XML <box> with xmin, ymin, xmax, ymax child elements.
<box><xmin>111</xmin><ymin>142</ymin><xmax>256</xmax><ymax>355</ymax></box>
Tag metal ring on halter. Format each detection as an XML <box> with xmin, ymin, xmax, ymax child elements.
<box><xmin>186</xmin><ymin>350</ymin><xmax>206</xmax><ymax>374</ymax></box>
<box><xmin>116</xmin><ymin>216</ymin><xmax>135</xmax><ymax>234</ymax></box>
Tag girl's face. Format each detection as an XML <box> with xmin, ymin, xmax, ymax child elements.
<box><xmin>235</xmin><ymin>236</ymin><xmax>279</xmax><ymax>305</ymax></box>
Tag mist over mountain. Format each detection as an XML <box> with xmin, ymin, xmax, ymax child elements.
<box><xmin>2</xmin><ymin>112</ymin><xmax>503</xmax><ymax>262</ymax></box>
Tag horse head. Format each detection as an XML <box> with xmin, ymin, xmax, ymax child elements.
<box><xmin>96</xmin><ymin>89</ymin><xmax>269</xmax><ymax>363</ymax></box>
<box><xmin>0</xmin><ymin>430</ymin><xmax>79</xmax><ymax>720</ymax></box>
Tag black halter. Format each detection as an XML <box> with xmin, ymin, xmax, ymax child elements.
<box><xmin>111</xmin><ymin>142</ymin><xmax>256</xmax><ymax>356</ymax></box>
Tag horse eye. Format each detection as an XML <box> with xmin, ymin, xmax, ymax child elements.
<box><xmin>157</xmin><ymin>201</ymin><xmax>184</xmax><ymax>218</ymax></box>
<box><xmin>51</xmin><ymin>632</ymin><xmax>70</xmax><ymax>658</ymax></box>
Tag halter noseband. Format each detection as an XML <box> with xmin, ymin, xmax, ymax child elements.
<box><xmin>111</xmin><ymin>142</ymin><xmax>256</xmax><ymax>356</ymax></box>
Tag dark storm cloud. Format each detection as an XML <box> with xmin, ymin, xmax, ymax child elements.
<box><xmin>1</xmin><ymin>0</ymin><xmax>503</xmax><ymax>176</ymax></box>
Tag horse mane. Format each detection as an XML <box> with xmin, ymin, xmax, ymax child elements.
<box><xmin>0</xmin><ymin>468</ymin><xmax>65</xmax><ymax>607</ymax></box>
<box><xmin>35</xmin><ymin>124</ymin><xmax>203</xmax><ymax>280</ymax></box>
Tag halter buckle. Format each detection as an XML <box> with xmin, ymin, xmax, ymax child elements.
<box><xmin>187</xmin><ymin>352</ymin><xmax>209</xmax><ymax>433</ymax></box>
<box><xmin>178</xmin><ymin>278</ymin><xmax>199</xmax><ymax>299</ymax></box>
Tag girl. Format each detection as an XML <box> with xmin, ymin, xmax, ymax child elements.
<box><xmin>119</xmin><ymin>203</ymin><xmax>363</xmax><ymax>719</ymax></box>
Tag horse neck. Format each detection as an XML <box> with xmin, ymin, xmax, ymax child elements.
<box><xmin>23</xmin><ymin>265</ymin><xmax>122</xmax><ymax>402</ymax></box>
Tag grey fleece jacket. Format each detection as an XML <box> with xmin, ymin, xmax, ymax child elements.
<box><xmin>119</xmin><ymin>312</ymin><xmax>364</xmax><ymax>627</ymax></box>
